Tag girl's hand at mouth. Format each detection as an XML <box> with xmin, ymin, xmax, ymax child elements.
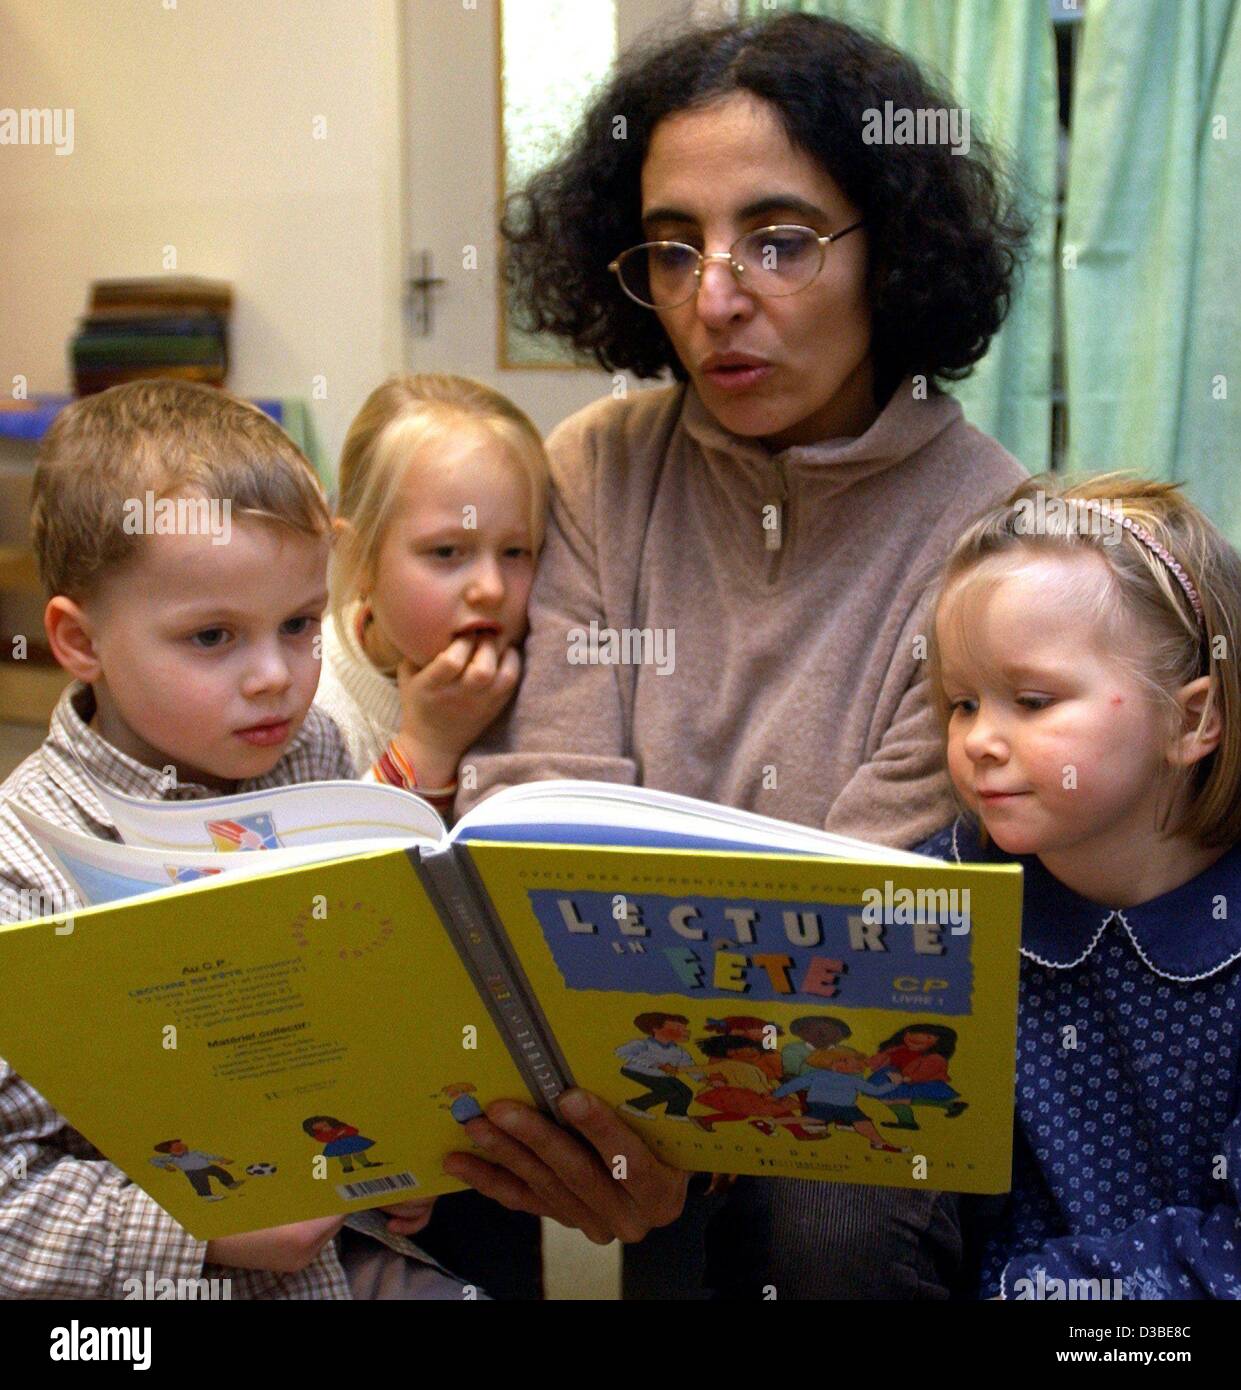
<box><xmin>392</xmin><ymin>634</ymin><xmax>522</xmax><ymax>785</ymax></box>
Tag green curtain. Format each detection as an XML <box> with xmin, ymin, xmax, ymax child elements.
<box><xmin>741</xmin><ymin>0</ymin><xmax>1059</xmax><ymax>472</ymax></box>
<box><xmin>1063</xmin><ymin>0</ymin><xmax>1241</xmax><ymax>543</ymax></box>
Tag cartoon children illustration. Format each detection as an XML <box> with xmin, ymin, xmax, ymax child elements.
<box><xmin>867</xmin><ymin>1024</ymin><xmax>967</xmax><ymax>1131</ymax></box>
<box><xmin>302</xmin><ymin>1115</ymin><xmax>385</xmax><ymax>1173</ymax></box>
<box><xmin>441</xmin><ymin>1082</ymin><xmax>484</xmax><ymax>1125</ymax></box>
<box><xmin>149</xmin><ymin>1139</ymin><xmax>245</xmax><ymax>1201</ymax></box>
<box><xmin>780</xmin><ymin>1015</ymin><xmax>853</xmax><ymax>1079</ymax></box>
<box><xmin>702</xmin><ymin>1015</ymin><xmax>785</xmax><ymax>1082</ymax></box>
<box><xmin>691</xmin><ymin>1032</ymin><xmax>801</xmax><ymax>1133</ymax></box>
<box><xmin>615</xmin><ymin>1013</ymin><xmax>706</xmax><ymax>1120</ymax></box>
<box><xmin>766</xmin><ymin>1047</ymin><xmax>908</xmax><ymax>1152</ymax></box>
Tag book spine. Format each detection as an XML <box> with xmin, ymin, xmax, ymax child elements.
<box><xmin>72</xmin><ymin>336</ymin><xmax>226</xmax><ymax>365</ymax></box>
<box><xmin>78</xmin><ymin>316</ymin><xmax>228</xmax><ymax>337</ymax></box>
<box><xmin>90</xmin><ymin>281</ymin><xmax>233</xmax><ymax>310</ymax></box>
<box><xmin>71</xmin><ymin>365</ymin><xmax>227</xmax><ymax>394</ymax></box>
<box><xmin>411</xmin><ymin>845</ymin><xmax>575</xmax><ymax>1111</ymax></box>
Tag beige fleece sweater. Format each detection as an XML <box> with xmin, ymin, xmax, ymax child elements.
<box><xmin>457</xmin><ymin>379</ymin><xmax>1026</xmax><ymax>850</ymax></box>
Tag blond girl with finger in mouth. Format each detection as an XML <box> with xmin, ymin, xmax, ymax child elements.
<box><xmin>318</xmin><ymin>374</ymin><xmax>548</xmax><ymax>817</ymax></box>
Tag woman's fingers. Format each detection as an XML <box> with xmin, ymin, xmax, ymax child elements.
<box><xmin>485</xmin><ymin>1105</ymin><xmax>639</xmax><ymax>1235</ymax></box>
<box><xmin>443</xmin><ymin>1139</ymin><xmax>614</xmax><ymax>1244</ymax></box>
<box><xmin>452</xmin><ymin>1112</ymin><xmax>620</xmax><ymax>1243</ymax></box>
<box><xmin>553</xmin><ymin>1090</ymin><xmax>690</xmax><ymax>1229</ymax></box>
<box><xmin>442</xmin><ymin>1148</ymin><xmax>543</xmax><ymax>1216</ymax></box>
<box><xmin>458</xmin><ymin>1097</ymin><xmax>685</xmax><ymax>1244</ymax></box>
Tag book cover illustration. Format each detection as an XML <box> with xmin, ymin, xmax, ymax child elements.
<box><xmin>465</xmin><ymin>841</ymin><xmax>1022</xmax><ymax>1193</ymax></box>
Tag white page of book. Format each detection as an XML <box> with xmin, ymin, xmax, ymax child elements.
<box><xmin>452</xmin><ymin>780</ymin><xmax>933</xmax><ymax>864</ymax></box>
<box><xmin>6</xmin><ymin>802</ymin><xmax>435</xmax><ymax>910</ymax></box>
<box><xmin>74</xmin><ymin>776</ymin><xmax>445</xmax><ymax>853</ymax></box>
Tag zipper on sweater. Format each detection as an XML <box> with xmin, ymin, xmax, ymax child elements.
<box><xmin>764</xmin><ymin>455</ymin><xmax>789</xmax><ymax>585</ymax></box>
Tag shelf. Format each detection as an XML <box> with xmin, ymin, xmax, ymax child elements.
<box><xmin>0</xmin><ymin>395</ymin><xmax>285</xmax><ymax>441</ymax></box>
<box><xmin>0</xmin><ymin>395</ymin><xmax>323</xmax><ymax>482</ymax></box>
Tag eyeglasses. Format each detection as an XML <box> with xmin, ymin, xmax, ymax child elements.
<box><xmin>608</xmin><ymin>221</ymin><xmax>864</xmax><ymax>309</ymax></box>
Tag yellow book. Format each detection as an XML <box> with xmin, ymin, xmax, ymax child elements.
<box><xmin>0</xmin><ymin>779</ymin><xmax>1021</xmax><ymax>1238</ymax></box>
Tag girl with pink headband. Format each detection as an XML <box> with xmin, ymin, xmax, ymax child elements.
<box><xmin>919</xmin><ymin>473</ymin><xmax>1241</xmax><ymax>1300</ymax></box>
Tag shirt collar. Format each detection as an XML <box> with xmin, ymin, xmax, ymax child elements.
<box><xmin>948</xmin><ymin>815</ymin><xmax>1241</xmax><ymax>981</ymax></box>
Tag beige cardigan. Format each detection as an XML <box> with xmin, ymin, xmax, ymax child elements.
<box><xmin>457</xmin><ymin>380</ymin><xmax>1026</xmax><ymax>850</ymax></box>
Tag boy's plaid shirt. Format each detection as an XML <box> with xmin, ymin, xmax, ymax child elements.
<box><xmin>0</xmin><ymin>682</ymin><xmax>357</xmax><ymax>1299</ymax></box>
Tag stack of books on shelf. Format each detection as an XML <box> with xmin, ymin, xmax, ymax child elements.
<box><xmin>70</xmin><ymin>277</ymin><xmax>233</xmax><ymax>396</ymax></box>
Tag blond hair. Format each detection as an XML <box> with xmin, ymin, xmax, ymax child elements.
<box><xmin>32</xmin><ymin>379</ymin><xmax>330</xmax><ymax>601</ymax></box>
<box><xmin>925</xmin><ymin>473</ymin><xmax>1241</xmax><ymax>849</ymax></box>
<box><xmin>330</xmin><ymin>374</ymin><xmax>549</xmax><ymax>629</ymax></box>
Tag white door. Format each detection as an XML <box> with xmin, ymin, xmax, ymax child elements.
<box><xmin>402</xmin><ymin>0</ymin><xmax>730</xmax><ymax>437</ymax></box>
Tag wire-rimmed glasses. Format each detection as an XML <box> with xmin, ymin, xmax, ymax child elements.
<box><xmin>608</xmin><ymin>221</ymin><xmax>864</xmax><ymax>309</ymax></box>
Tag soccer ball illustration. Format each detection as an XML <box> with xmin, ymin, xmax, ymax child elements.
<box><xmin>245</xmin><ymin>1162</ymin><xmax>278</xmax><ymax>1177</ymax></box>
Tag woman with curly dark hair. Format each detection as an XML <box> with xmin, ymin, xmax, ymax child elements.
<box><xmin>448</xmin><ymin>11</ymin><xmax>1031</xmax><ymax>1299</ymax></box>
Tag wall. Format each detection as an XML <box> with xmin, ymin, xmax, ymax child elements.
<box><xmin>0</xmin><ymin>0</ymin><xmax>405</xmax><ymax>474</ymax></box>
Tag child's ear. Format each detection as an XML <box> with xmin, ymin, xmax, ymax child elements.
<box><xmin>44</xmin><ymin>596</ymin><xmax>104</xmax><ymax>683</ymax></box>
<box><xmin>1168</xmin><ymin>675</ymin><xmax>1221</xmax><ymax>767</ymax></box>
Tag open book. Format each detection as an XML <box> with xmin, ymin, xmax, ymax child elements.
<box><xmin>0</xmin><ymin>777</ymin><xmax>1022</xmax><ymax>1238</ymax></box>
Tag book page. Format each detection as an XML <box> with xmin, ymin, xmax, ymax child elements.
<box><xmin>6</xmin><ymin>802</ymin><xmax>429</xmax><ymax>909</ymax></box>
<box><xmin>80</xmin><ymin>774</ymin><xmax>444</xmax><ymax>852</ymax></box>
<box><xmin>453</xmin><ymin>779</ymin><xmax>932</xmax><ymax>863</ymax></box>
